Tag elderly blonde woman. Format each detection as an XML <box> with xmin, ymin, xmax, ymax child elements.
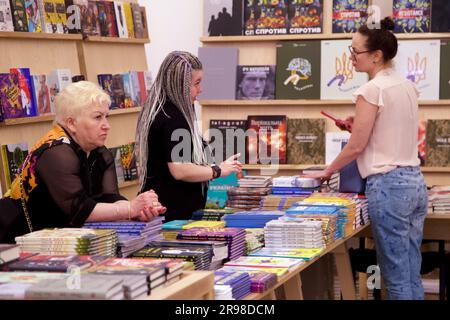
<box><xmin>1</xmin><ymin>81</ymin><xmax>166</xmax><ymax>243</ymax></box>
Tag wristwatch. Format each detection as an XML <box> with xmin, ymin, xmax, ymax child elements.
<box><xmin>211</xmin><ymin>164</ymin><xmax>221</xmax><ymax>179</ymax></box>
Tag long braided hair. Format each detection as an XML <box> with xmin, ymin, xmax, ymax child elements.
<box><xmin>136</xmin><ymin>51</ymin><xmax>207</xmax><ymax>192</ymax></box>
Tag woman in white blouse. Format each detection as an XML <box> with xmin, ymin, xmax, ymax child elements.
<box><xmin>306</xmin><ymin>17</ymin><xmax>428</xmax><ymax>300</ymax></box>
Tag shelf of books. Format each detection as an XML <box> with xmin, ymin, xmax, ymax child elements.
<box><xmin>84</xmin><ymin>36</ymin><xmax>150</xmax><ymax>44</ymax></box>
<box><xmin>144</xmin><ymin>271</ymin><xmax>215</xmax><ymax>300</ymax></box>
<box><xmin>0</xmin><ymin>31</ymin><xmax>83</xmax><ymax>41</ymax></box>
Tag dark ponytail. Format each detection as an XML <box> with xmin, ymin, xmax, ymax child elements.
<box><xmin>358</xmin><ymin>17</ymin><xmax>398</xmax><ymax>62</ymax></box>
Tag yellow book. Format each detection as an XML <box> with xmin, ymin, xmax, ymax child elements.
<box><xmin>53</xmin><ymin>0</ymin><xmax>67</xmax><ymax>34</ymax></box>
<box><xmin>123</xmin><ymin>2</ymin><xmax>134</xmax><ymax>38</ymax></box>
<box><xmin>182</xmin><ymin>221</ymin><xmax>225</xmax><ymax>230</ymax></box>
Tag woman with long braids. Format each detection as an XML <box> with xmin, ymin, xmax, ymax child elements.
<box><xmin>135</xmin><ymin>51</ymin><xmax>242</xmax><ymax>221</ymax></box>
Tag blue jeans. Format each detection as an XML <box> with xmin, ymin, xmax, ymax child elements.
<box><xmin>366</xmin><ymin>166</ymin><xmax>428</xmax><ymax>300</ymax></box>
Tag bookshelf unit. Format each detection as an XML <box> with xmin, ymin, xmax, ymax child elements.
<box><xmin>0</xmin><ymin>0</ymin><xmax>145</xmax><ymax>199</ymax></box>
<box><xmin>199</xmin><ymin>0</ymin><xmax>450</xmax><ymax>187</ymax></box>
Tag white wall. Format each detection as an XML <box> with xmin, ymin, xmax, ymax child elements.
<box><xmin>143</xmin><ymin>0</ymin><xmax>203</xmax><ymax>75</ymax></box>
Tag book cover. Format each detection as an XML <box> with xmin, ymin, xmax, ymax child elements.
<box><xmin>40</xmin><ymin>0</ymin><xmax>56</xmax><ymax>33</ymax></box>
<box><xmin>96</xmin><ymin>0</ymin><xmax>108</xmax><ymax>36</ymax></box>
<box><xmin>288</xmin><ymin>0</ymin><xmax>323</xmax><ymax>34</ymax></box>
<box><xmin>112</xmin><ymin>74</ymin><xmax>125</xmax><ymax>109</ymax></box>
<box><xmin>0</xmin><ymin>142</ymin><xmax>28</xmax><ymax>187</ymax></box>
<box><xmin>24</xmin><ymin>0</ymin><xmax>41</xmax><ymax>32</ymax></box>
<box><xmin>113</xmin><ymin>0</ymin><xmax>127</xmax><ymax>38</ymax></box>
<box><xmin>431</xmin><ymin>0</ymin><xmax>450</xmax><ymax>32</ymax></box>
<box><xmin>64</xmin><ymin>0</ymin><xmax>86</xmax><ymax>34</ymax></box>
<box><xmin>143</xmin><ymin>70</ymin><xmax>152</xmax><ymax>94</ymax></box>
<box><xmin>275</xmin><ymin>40</ymin><xmax>321</xmax><ymax>99</ymax></box>
<box><xmin>10</xmin><ymin>0</ymin><xmax>28</xmax><ymax>31</ymax></box>
<box><xmin>204</xmin><ymin>0</ymin><xmax>243</xmax><ymax>36</ymax></box>
<box><xmin>139</xmin><ymin>5</ymin><xmax>148</xmax><ymax>38</ymax></box>
<box><xmin>47</xmin><ymin>69</ymin><xmax>72</xmax><ymax>113</ymax></box>
<box><xmin>122</xmin><ymin>1</ymin><xmax>133</xmax><ymax>38</ymax></box>
<box><xmin>198</xmin><ymin>47</ymin><xmax>239</xmax><ymax>100</ymax></box>
<box><xmin>122</xmin><ymin>72</ymin><xmax>134</xmax><ymax>108</ymax></box>
<box><xmin>320</xmin><ymin>40</ymin><xmax>368</xmax><ymax>100</ymax></box>
<box><xmin>97</xmin><ymin>74</ymin><xmax>116</xmax><ymax>109</ymax></box>
<box><xmin>0</xmin><ymin>73</ymin><xmax>24</xmax><ymax>119</ymax></box>
<box><xmin>130</xmin><ymin>2</ymin><xmax>142</xmax><ymax>38</ymax></box>
<box><xmin>83</xmin><ymin>0</ymin><xmax>99</xmax><ymax>35</ymax></box>
<box><xmin>440</xmin><ymin>41</ymin><xmax>450</xmax><ymax>99</ymax></box>
<box><xmin>426</xmin><ymin>120</ymin><xmax>450</xmax><ymax>167</ymax></box>
<box><xmin>417</xmin><ymin>119</ymin><xmax>426</xmax><ymax>166</ymax></box>
<box><xmin>206</xmin><ymin>172</ymin><xmax>240</xmax><ymax>209</ymax></box>
<box><xmin>32</xmin><ymin>75</ymin><xmax>52</xmax><ymax>115</ymax></box>
<box><xmin>246</xmin><ymin>115</ymin><xmax>287</xmax><ymax>165</ymax></box>
<box><xmin>394</xmin><ymin>39</ymin><xmax>440</xmax><ymax>100</ymax></box>
<box><xmin>209</xmin><ymin>119</ymin><xmax>247</xmax><ymax>164</ymax></box>
<box><xmin>0</xmin><ymin>0</ymin><xmax>14</xmax><ymax>31</ymax></box>
<box><xmin>393</xmin><ymin>0</ymin><xmax>431</xmax><ymax>33</ymax></box>
<box><xmin>287</xmin><ymin>118</ymin><xmax>325</xmax><ymax>165</ymax></box>
<box><xmin>331</xmin><ymin>0</ymin><xmax>368</xmax><ymax>33</ymax></box>
<box><xmin>325</xmin><ymin>131</ymin><xmax>350</xmax><ymax>164</ymax></box>
<box><xmin>96</xmin><ymin>0</ymin><xmax>117</xmax><ymax>37</ymax></box>
<box><xmin>10</xmin><ymin>68</ymin><xmax>37</xmax><ymax>117</ymax></box>
<box><xmin>243</xmin><ymin>0</ymin><xmax>256</xmax><ymax>36</ymax></box>
<box><xmin>253</xmin><ymin>0</ymin><xmax>288</xmax><ymax>36</ymax></box>
<box><xmin>119</xmin><ymin>143</ymin><xmax>137</xmax><ymax>181</ymax></box>
<box><xmin>53</xmin><ymin>0</ymin><xmax>67</xmax><ymax>33</ymax></box>
<box><xmin>129</xmin><ymin>71</ymin><xmax>141</xmax><ymax>107</ymax></box>
<box><xmin>236</xmin><ymin>65</ymin><xmax>275</xmax><ymax>100</ymax></box>
<box><xmin>137</xmin><ymin>71</ymin><xmax>146</xmax><ymax>105</ymax></box>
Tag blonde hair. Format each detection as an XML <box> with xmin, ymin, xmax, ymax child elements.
<box><xmin>55</xmin><ymin>81</ymin><xmax>111</xmax><ymax>124</ymax></box>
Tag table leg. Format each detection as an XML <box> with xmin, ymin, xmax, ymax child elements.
<box><xmin>333</xmin><ymin>242</ymin><xmax>356</xmax><ymax>300</ymax></box>
<box><xmin>281</xmin><ymin>274</ymin><xmax>303</xmax><ymax>300</ymax></box>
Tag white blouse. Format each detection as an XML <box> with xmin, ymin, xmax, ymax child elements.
<box><xmin>352</xmin><ymin>68</ymin><xmax>421</xmax><ymax>178</ymax></box>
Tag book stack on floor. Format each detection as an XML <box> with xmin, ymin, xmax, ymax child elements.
<box><xmin>214</xmin><ymin>270</ymin><xmax>251</xmax><ymax>300</ymax></box>
<box><xmin>161</xmin><ymin>220</ymin><xmax>190</xmax><ymax>240</ymax></box>
<box><xmin>86</xmin><ymin>257</ymin><xmax>185</xmax><ymax>298</ymax></box>
<box><xmin>191</xmin><ymin>208</ymin><xmax>236</xmax><ymax>221</ymax></box>
<box><xmin>264</xmin><ymin>217</ymin><xmax>325</xmax><ymax>249</ymax></box>
<box><xmin>177</xmin><ymin>228</ymin><xmax>247</xmax><ymax>262</ymax></box>
<box><xmin>130</xmin><ymin>245</ymin><xmax>213</xmax><ymax>270</ymax></box>
<box><xmin>249</xmin><ymin>247</ymin><xmax>323</xmax><ymax>262</ymax></box>
<box><xmin>428</xmin><ymin>186</ymin><xmax>450</xmax><ymax>214</ymax></box>
<box><xmin>148</xmin><ymin>239</ymin><xmax>228</xmax><ymax>270</ymax></box>
<box><xmin>84</xmin><ymin>217</ymin><xmax>164</xmax><ymax>257</ymax></box>
<box><xmin>15</xmin><ymin>229</ymin><xmax>118</xmax><ymax>257</ymax></box>
<box><xmin>244</xmin><ymin>228</ymin><xmax>265</xmax><ymax>255</ymax></box>
<box><xmin>271</xmin><ymin>176</ymin><xmax>321</xmax><ymax>196</ymax></box>
<box><xmin>223</xmin><ymin>211</ymin><xmax>284</xmax><ymax>228</ymax></box>
<box><xmin>226</xmin><ymin>176</ymin><xmax>272</xmax><ymax>210</ymax></box>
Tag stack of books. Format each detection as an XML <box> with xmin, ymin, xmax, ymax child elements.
<box><xmin>191</xmin><ymin>208</ymin><xmax>236</xmax><ymax>221</ymax></box>
<box><xmin>0</xmin><ymin>244</ymin><xmax>20</xmax><ymax>266</ymax></box>
<box><xmin>131</xmin><ymin>246</ymin><xmax>213</xmax><ymax>270</ymax></box>
<box><xmin>227</xmin><ymin>187</ymin><xmax>272</xmax><ymax>210</ymax></box>
<box><xmin>264</xmin><ymin>217</ymin><xmax>325</xmax><ymax>249</ymax></box>
<box><xmin>282</xmin><ymin>214</ymin><xmax>337</xmax><ymax>245</ymax></box>
<box><xmin>244</xmin><ymin>228</ymin><xmax>265</xmax><ymax>255</ymax></box>
<box><xmin>215</xmin><ymin>267</ymin><xmax>277</xmax><ymax>294</ymax></box>
<box><xmin>271</xmin><ymin>176</ymin><xmax>321</xmax><ymax>196</ymax></box>
<box><xmin>429</xmin><ymin>186</ymin><xmax>450</xmax><ymax>214</ymax></box>
<box><xmin>259</xmin><ymin>194</ymin><xmax>308</xmax><ymax>211</ymax></box>
<box><xmin>224</xmin><ymin>256</ymin><xmax>303</xmax><ymax>274</ymax></box>
<box><xmin>161</xmin><ymin>220</ymin><xmax>190</xmax><ymax>240</ymax></box>
<box><xmin>223</xmin><ymin>211</ymin><xmax>284</xmax><ymax>228</ymax></box>
<box><xmin>15</xmin><ymin>229</ymin><xmax>118</xmax><ymax>257</ymax></box>
<box><xmin>182</xmin><ymin>221</ymin><xmax>226</xmax><ymax>230</ymax></box>
<box><xmin>249</xmin><ymin>247</ymin><xmax>323</xmax><ymax>262</ymax></box>
<box><xmin>84</xmin><ymin>217</ymin><xmax>164</xmax><ymax>257</ymax></box>
<box><xmin>177</xmin><ymin>228</ymin><xmax>247</xmax><ymax>261</ymax></box>
<box><xmin>214</xmin><ymin>270</ymin><xmax>251</xmax><ymax>300</ymax></box>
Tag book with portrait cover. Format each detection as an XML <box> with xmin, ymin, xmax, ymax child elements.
<box><xmin>393</xmin><ymin>0</ymin><xmax>430</xmax><ymax>33</ymax></box>
<box><xmin>10</xmin><ymin>0</ymin><xmax>28</xmax><ymax>31</ymax></box>
<box><xmin>276</xmin><ymin>40</ymin><xmax>321</xmax><ymax>99</ymax></box>
<box><xmin>10</xmin><ymin>68</ymin><xmax>37</xmax><ymax>117</ymax></box>
<box><xmin>236</xmin><ymin>65</ymin><xmax>275</xmax><ymax>100</ymax></box>
<box><xmin>209</xmin><ymin>119</ymin><xmax>247</xmax><ymax>164</ymax></box>
<box><xmin>320</xmin><ymin>40</ymin><xmax>368</xmax><ymax>100</ymax></box>
<box><xmin>0</xmin><ymin>0</ymin><xmax>14</xmax><ymax>31</ymax></box>
<box><xmin>0</xmin><ymin>142</ymin><xmax>28</xmax><ymax>188</ymax></box>
<box><xmin>25</xmin><ymin>0</ymin><xmax>42</xmax><ymax>32</ymax></box>
<box><xmin>287</xmin><ymin>118</ymin><xmax>325</xmax><ymax>165</ymax></box>
<box><xmin>394</xmin><ymin>39</ymin><xmax>440</xmax><ymax>100</ymax></box>
<box><xmin>198</xmin><ymin>47</ymin><xmax>238</xmax><ymax>100</ymax></box>
<box><xmin>431</xmin><ymin>0</ymin><xmax>450</xmax><ymax>32</ymax></box>
<box><xmin>97</xmin><ymin>0</ymin><xmax>117</xmax><ymax>37</ymax></box>
<box><xmin>31</xmin><ymin>75</ymin><xmax>52</xmax><ymax>115</ymax></box>
<box><xmin>331</xmin><ymin>0</ymin><xmax>368</xmax><ymax>33</ymax></box>
<box><xmin>204</xmin><ymin>0</ymin><xmax>243</xmax><ymax>36</ymax></box>
<box><xmin>426</xmin><ymin>120</ymin><xmax>450</xmax><ymax>167</ymax></box>
<box><xmin>440</xmin><ymin>41</ymin><xmax>450</xmax><ymax>99</ymax></box>
<box><xmin>253</xmin><ymin>0</ymin><xmax>288</xmax><ymax>36</ymax></box>
<box><xmin>113</xmin><ymin>0</ymin><xmax>127</xmax><ymax>38</ymax></box>
<box><xmin>288</xmin><ymin>0</ymin><xmax>322</xmax><ymax>34</ymax></box>
<box><xmin>246</xmin><ymin>115</ymin><xmax>287</xmax><ymax>165</ymax></box>
<box><xmin>0</xmin><ymin>73</ymin><xmax>24</xmax><ymax>119</ymax></box>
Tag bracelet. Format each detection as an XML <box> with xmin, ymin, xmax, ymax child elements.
<box><xmin>128</xmin><ymin>201</ymin><xmax>132</xmax><ymax>221</ymax></box>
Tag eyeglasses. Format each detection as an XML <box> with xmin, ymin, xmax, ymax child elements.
<box><xmin>348</xmin><ymin>45</ymin><xmax>372</xmax><ymax>56</ymax></box>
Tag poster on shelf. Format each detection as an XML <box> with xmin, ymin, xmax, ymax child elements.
<box><xmin>393</xmin><ymin>0</ymin><xmax>430</xmax><ymax>33</ymax></box>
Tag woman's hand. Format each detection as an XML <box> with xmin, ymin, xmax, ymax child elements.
<box><xmin>336</xmin><ymin>116</ymin><xmax>354</xmax><ymax>133</ymax></box>
<box><xmin>301</xmin><ymin>167</ymin><xmax>334</xmax><ymax>184</ymax></box>
<box><xmin>219</xmin><ymin>153</ymin><xmax>243</xmax><ymax>177</ymax></box>
<box><xmin>131</xmin><ymin>190</ymin><xmax>166</xmax><ymax>222</ymax></box>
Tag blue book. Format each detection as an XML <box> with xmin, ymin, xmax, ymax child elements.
<box><xmin>206</xmin><ymin>172</ymin><xmax>239</xmax><ymax>209</ymax></box>
<box><xmin>10</xmin><ymin>68</ymin><xmax>37</xmax><ymax>117</ymax></box>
